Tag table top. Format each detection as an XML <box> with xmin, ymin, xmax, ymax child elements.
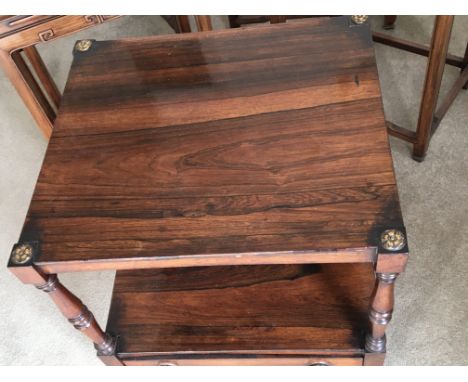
<box><xmin>16</xmin><ymin>17</ymin><xmax>404</xmax><ymax>273</ymax></box>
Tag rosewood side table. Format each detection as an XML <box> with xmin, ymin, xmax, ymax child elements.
<box><xmin>8</xmin><ymin>17</ymin><xmax>409</xmax><ymax>366</ymax></box>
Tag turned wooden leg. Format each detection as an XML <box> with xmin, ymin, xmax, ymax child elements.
<box><xmin>35</xmin><ymin>274</ymin><xmax>116</xmax><ymax>355</ymax></box>
<box><xmin>412</xmin><ymin>15</ymin><xmax>454</xmax><ymax>161</ymax></box>
<box><xmin>8</xmin><ymin>243</ymin><xmax>122</xmax><ymax>365</ymax></box>
<box><xmin>0</xmin><ymin>49</ymin><xmax>54</xmax><ymax>138</ymax></box>
<box><xmin>29</xmin><ymin>276</ymin><xmax>121</xmax><ymax>364</ymax></box>
<box><xmin>365</xmin><ymin>273</ymin><xmax>398</xmax><ymax>353</ymax></box>
<box><xmin>365</xmin><ymin>227</ymin><xmax>408</xmax><ymax>366</ymax></box>
<box><xmin>364</xmin><ymin>272</ymin><xmax>399</xmax><ymax>365</ymax></box>
<box><xmin>195</xmin><ymin>16</ymin><xmax>213</xmax><ymax>32</ymax></box>
<box><xmin>383</xmin><ymin>16</ymin><xmax>397</xmax><ymax>30</ymax></box>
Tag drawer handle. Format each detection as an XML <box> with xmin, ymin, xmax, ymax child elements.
<box><xmin>158</xmin><ymin>362</ymin><xmax>178</xmax><ymax>366</ymax></box>
<box><xmin>309</xmin><ymin>362</ymin><xmax>331</xmax><ymax>366</ymax></box>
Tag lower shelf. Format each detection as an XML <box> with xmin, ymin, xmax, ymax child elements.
<box><xmin>106</xmin><ymin>263</ymin><xmax>375</xmax><ymax>363</ymax></box>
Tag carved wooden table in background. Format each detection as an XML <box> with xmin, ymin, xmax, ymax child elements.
<box><xmin>8</xmin><ymin>16</ymin><xmax>408</xmax><ymax>366</ymax></box>
<box><xmin>0</xmin><ymin>16</ymin><xmax>120</xmax><ymax>138</ymax></box>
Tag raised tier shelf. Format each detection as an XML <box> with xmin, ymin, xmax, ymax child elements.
<box><xmin>106</xmin><ymin>263</ymin><xmax>375</xmax><ymax>365</ymax></box>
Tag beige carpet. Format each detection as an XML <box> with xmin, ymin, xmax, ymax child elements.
<box><xmin>0</xmin><ymin>16</ymin><xmax>467</xmax><ymax>365</ymax></box>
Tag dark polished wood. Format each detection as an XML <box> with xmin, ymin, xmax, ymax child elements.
<box><xmin>107</xmin><ymin>263</ymin><xmax>375</xmax><ymax>359</ymax></box>
<box><xmin>15</xmin><ymin>18</ymin><xmax>404</xmax><ymax>274</ymax></box>
<box><xmin>9</xmin><ymin>17</ymin><xmax>408</xmax><ymax>366</ymax></box>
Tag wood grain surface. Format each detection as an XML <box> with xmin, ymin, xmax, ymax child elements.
<box><xmin>16</xmin><ymin>17</ymin><xmax>404</xmax><ymax>271</ymax></box>
<box><xmin>107</xmin><ymin>263</ymin><xmax>375</xmax><ymax>356</ymax></box>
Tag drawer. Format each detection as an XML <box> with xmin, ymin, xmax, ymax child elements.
<box><xmin>123</xmin><ymin>356</ymin><xmax>363</xmax><ymax>366</ymax></box>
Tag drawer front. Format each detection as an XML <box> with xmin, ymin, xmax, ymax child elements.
<box><xmin>123</xmin><ymin>356</ymin><xmax>363</xmax><ymax>366</ymax></box>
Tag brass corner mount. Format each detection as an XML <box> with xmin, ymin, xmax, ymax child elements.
<box><xmin>75</xmin><ymin>39</ymin><xmax>93</xmax><ymax>52</ymax></box>
<box><xmin>11</xmin><ymin>243</ymin><xmax>34</xmax><ymax>264</ymax></box>
<box><xmin>380</xmin><ymin>229</ymin><xmax>406</xmax><ymax>252</ymax></box>
<box><xmin>351</xmin><ymin>15</ymin><xmax>369</xmax><ymax>25</ymax></box>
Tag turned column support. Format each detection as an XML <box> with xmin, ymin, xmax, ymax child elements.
<box><xmin>8</xmin><ymin>241</ymin><xmax>123</xmax><ymax>365</ymax></box>
<box><xmin>364</xmin><ymin>227</ymin><xmax>408</xmax><ymax>365</ymax></box>
<box><xmin>34</xmin><ymin>274</ymin><xmax>117</xmax><ymax>356</ymax></box>
<box><xmin>365</xmin><ymin>272</ymin><xmax>398</xmax><ymax>353</ymax></box>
